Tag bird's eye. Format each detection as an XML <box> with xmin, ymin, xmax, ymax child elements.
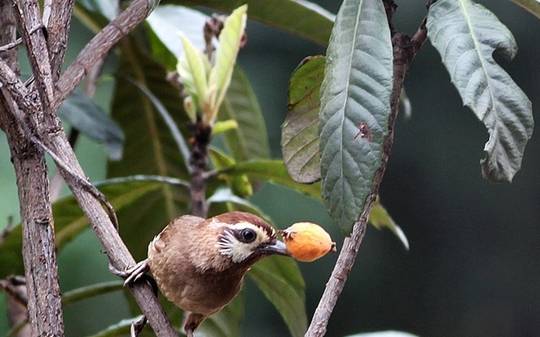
<box><xmin>240</xmin><ymin>228</ymin><xmax>256</xmax><ymax>243</ymax></box>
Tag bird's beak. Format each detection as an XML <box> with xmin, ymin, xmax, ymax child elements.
<box><xmin>259</xmin><ymin>240</ymin><xmax>289</xmax><ymax>256</ymax></box>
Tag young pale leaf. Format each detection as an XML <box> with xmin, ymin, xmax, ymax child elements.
<box><xmin>427</xmin><ymin>0</ymin><xmax>534</xmax><ymax>182</ymax></box>
<box><xmin>220</xmin><ymin>66</ymin><xmax>270</xmax><ymax>160</ymax></box>
<box><xmin>178</xmin><ymin>35</ymin><xmax>209</xmax><ymax>119</ymax></box>
<box><xmin>369</xmin><ymin>199</ymin><xmax>409</xmax><ymax>250</ymax></box>
<box><xmin>319</xmin><ymin>0</ymin><xmax>393</xmax><ymax>233</ymax></box>
<box><xmin>282</xmin><ymin>55</ymin><xmax>325</xmax><ymax>183</ymax></box>
<box><xmin>399</xmin><ymin>88</ymin><xmax>412</xmax><ymax>120</ymax></box>
<box><xmin>345</xmin><ymin>332</ymin><xmax>419</xmax><ymax>337</ymax></box>
<box><xmin>511</xmin><ymin>0</ymin><xmax>540</xmax><ymax>18</ymax></box>
<box><xmin>209</xmin><ymin>148</ymin><xmax>253</xmax><ymax>197</ymax></box>
<box><xmin>212</xmin><ymin>119</ymin><xmax>239</xmax><ymax>135</ymax></box>
<box><xmin>249</xmin><ymin>256</ymin><xmax>307</xmax><ymax>337</ymax></box>
<box><xmin>59</xmin><ymin>91</ymin><xmax>125</xmax><ymax>160</ymax></box>
<box><xmin>208</xmin><ymin>5</ymin><xmax>247</xmax><ymax>122</ymax></box>
<box><xmin>84</xmin><ymin>316</ymin><xmax>141</xmax><ymax>337</ymax></box>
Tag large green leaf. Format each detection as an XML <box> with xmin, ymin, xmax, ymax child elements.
<box><xmin>511</xmin><ymin>0</ymin><xmax>540</xmax><ymax>18</ymax></box>
<box><xmin>59</xmin><ymin>91</ymin><xmax>125</xmax><ymax>160</ymax></box>
<box><xmin>169</xmin><ymin>0</ymin><xmax>334</xmax><ymax>46</ymax></box>
<box><xmin>220</xmin><ymin>67</ymin><xmax>270</xmax><ymax>161</ymax></box>
<box><xmin>249</xmin><ymin>256</ymin><xmax>307</xmax><ymax>337</ymax></box>
<box><xmin>427</xmin><ymin>0</ymin><xmax>534</xmax><ymax>182</ymax></box>
<box><xmin>282</xmin><ymin>55</ymin><xmax>325</xmax><ymax>183</ymax></box>
<box><xmin>0</xmin><ymin>181</ymin><xmax>161</xmax><ymax>278</ymax></box>
<box><xmin>319</xmin><ymin>0</ymin><xmax>393</xmax><ymax>232</ymax></box>
<box><xmin>197</xmin><ymin>294</ymin><xmax>244</xmax><ymax>337</ymax></box>
<box><xmin>108</xmin><ymin>40</ymin><xmax>192</xmax><ymax>259</ymax></box>
<box><xmin>345</xmin><ymin>332</ymin><xmax>419</xmax><ymax>337</ymax></box>
<box><xmin>219</xmin><ymin>160</ymin><xmax>321</xmax><ymax>198</ymax></box>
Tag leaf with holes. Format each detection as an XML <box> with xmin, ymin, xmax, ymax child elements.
<box><xmin>319</xmin><ymin>0</ymin><xmax>393</xmax><ymax>232</ymax></box>
<box><xmin>282</xmin><ymin>55</ymin><xmax>325</xmax><ymax>183</ymax></box>
<box><xmin>427</xmin><ymin>0</ymin><xmax>534</xmax><ymax>182</ymax></box>
<box><xmin>220</xmin><ymin>67</ymin><xmax>270</xmax><ymax>161</ymax></box>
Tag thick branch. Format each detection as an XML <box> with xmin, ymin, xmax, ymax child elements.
<box><xmin>0</xmin><ymin>3</ymin><xmax>64</xmax><ymax>337</ymax></box>
<box><xmin>304</xmin><ymin>4</ymin><xmax>430</xmax><ymax>337</ymax></box>
<box><xmin>46</xmin><ymin>0</ymin><xmax>75</xmax><ymax>80</ymax></box>
<box><xmin>53</xmin><ymin>0</ymin><xmax>157</xmax><ymax>111</ymax></box>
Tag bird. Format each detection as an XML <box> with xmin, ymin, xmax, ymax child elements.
<box><xmin>114</xmin><ymin>211</ymin><xmax>290</xmax><ymax>337</ymax></box>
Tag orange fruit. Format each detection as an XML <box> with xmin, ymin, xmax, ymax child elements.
<box><xmin>282</xmin><ymin>222</ymin><xmax>336</xmax><ymax>262</ymax></box>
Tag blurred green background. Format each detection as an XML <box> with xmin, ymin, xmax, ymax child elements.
<box><xmin>1</xmin><ymin>1</ymin><xmax>539</xmax><ymax>336</ymax></box>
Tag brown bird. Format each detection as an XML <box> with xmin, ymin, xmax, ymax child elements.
<box><xmin>116</xmin><ymin>211</ymin><xmax>289</xmax><ymax>337</ymax></box>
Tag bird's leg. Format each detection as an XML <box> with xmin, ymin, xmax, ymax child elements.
<box><xmin>130</xmin><ymin>315</ymin><xmax>147</xmax><ymax>337</ymax></box>
<box><xmin>183</xmin><ymin>312</ymin><xmax>205</xmax><ymax>337</ymax></box>
<box><xmin>108</xmin><ymin>259</ymin><xmax>149</xmax><ymax>287</ymax></box>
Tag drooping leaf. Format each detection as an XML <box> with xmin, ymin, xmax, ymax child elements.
<box><xmin>345</xmin><ymin>332</ymin><xmax>419</xmax><ymax>337</ymax></box>
<box><xmin>197</xmin><ymin>291</ymin><xmax>244</xmax><ymax>337</ymax></box>
<box><xmin>427</xmin><ymin>0</ymin><xmax>534</xmax><ymax>182</ymax></box>
<box><xmin>212</xmin><ymin>120</ymin><xmax>239</xmax><ymax>135</ymax></box>
<box><xmin>171</xmin><ymin>0</ymin><xmax>334</xmax><ymax>46</ymax></box>
<box><xmin>510</xmin><ymin>0</ymin><xmax>540</xmax><ymax>18</ymax></box>
<box><xmin>146</xmin><ymin>5</ymin><xmax>209</xmax><ymax>62</ymax></box>
<box><xmin>59</xmin><ymin>91</ymin><xmax>125</xmax><ymax>160</ymax></box>
<box><xmin>282</xmin><ymin>55</ymin><xmax>325</xmax><ymax>183</ymax></box>
<box><xmin>0</xmin><ymin>181</ymin><xmax>162</xmax><ymax>278</ymax></box>
<box><xmin>369</xmin><ymin>199</ymin><xmax>409</xmax><ymax>250</ymax></box>
<box><xmin>109</xmin><ymin>40</ymin><xmax>192</xmax><ymax>259</ymax></box>
<box><xmin>319</xmin><ymin>0</ymin><xmax>393</xmax><ymax>232</ymax></box>
<box><xmin>219</xmin><ymin>160</ymin><xmax>321</xmax><ymax>198</ymax></box>
<box><xmin>220</xmin><ymin>66</ymin><xmax>270</xmax><ymax>161</ymax></box>
<box><xmin>249</xmin><ymin>256</ymin><xmax>307</xmax><ymax>337</ymax></box>
<box><xmin>208</xmin><ymin>5</ymin><xmax>247</xmax><ymax>123</ymax></box>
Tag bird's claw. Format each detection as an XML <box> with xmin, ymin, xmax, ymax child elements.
<box><xmin>109</xmin><ymin>259</ymin><xmax>149</xmax><ymax>287</ymax></box>
<box><xmin>130</xmin><ymin>315</ymin><xmax>147</xmax><ymax>337</ymax></box>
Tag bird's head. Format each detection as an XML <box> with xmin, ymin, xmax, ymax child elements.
<box><xmin>212</xmin><ymin>211</ymin><xmax>288</xmax><ymax>264</ymax></box>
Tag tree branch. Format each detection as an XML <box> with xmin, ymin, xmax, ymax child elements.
<box><xmin>0</xmin><ymin>2</ymin><xmax>65</xmax><ymax>336</ymax></box>
<box><xmin>53</xmin><ymin>0</ymin><xmax>158</xmax><ymax>111</ymax></box>
<box><xmin>304</xmin><ymin>2</ymin><xmax>431</xmax><ymax>336</ymax></box>
<box><xmin>189</xmin><ymin>120</ymin><xmax>211</xmax><ymax>217</ymax></box>
<box><xmin>46</xmin><ymin>0</ymin><xmax>75</xmax><ymax>81</ymax></box>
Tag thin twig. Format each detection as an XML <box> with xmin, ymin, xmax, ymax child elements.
<box><xmin>304</xmin><ymin>2</ymin><xmax>432</xmax><ymax>336</ymax></box>
<box><xmin>53</xmin><ymin>0</ymin><xmax>158</xmax><ymax>112</ymax></box>
<box><xmin>0</xmin><ymin>38</ymin><xmax>22</xmax><ymax>52</ymax></box>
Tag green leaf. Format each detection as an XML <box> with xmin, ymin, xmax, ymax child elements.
<box><xmin>197</xmin><ymin>292</ymin><xmax>244</xmax><ymax>337</ymax></box>
<box><xmin>510</xmin><ymin>0</ymin><xmax>540</xmax><ymax>18</ymax></box>
<box><xmin>249</xmin><ymin>256</ymin><xmax>307</xmax><ymax>337</ymax></box>
<box><xmin>146</xmin><ymin>5</ymin><xmax>209</xmax><ymax>62</ymax></box>
<box><xmin>212</xmin><ymin>119</ymin><xmax>238</xmax><ymax>135</ymax></box>
<box><xmin>209</xmin><ymin>147</ymin><xmax>253</xmax><ymax>197</ymax></box>
<box><xmin>109</xmin><ymin>40</ymin><xmax>192</xmax><ymax>258</ymax></box>
<box><xmin>427</xmin><ymin>0</ymin><xmax>534</xmax><ymax>182</ymax></box>
<box><xmin>0</xmin><ymin>181</ymin><xmax>162</xmax><ymax>278</ymax></box>
<box><xmin>208</xmin><ymin>188</ymin><xmax>270</xmax><ymax>222</ymax></box>
<box><xmin>171</xmin><ymin>0</ymin><xmax>334</xmax><ymax>46</ymax></box>
<box><xmin>208</xmin><ymin>5</ymin><xmax>247</xmax><ymax>122</ymax></box>
<box><xmin>62</xmin><ymin>281</ymin><xmax>124</xmax><ymax>306</ymax></box>
<box><xmin>319</xmin><ymin>0</ymin><xmax>393</xmax><ymax>232</ymax></box>
<box><xmin>220</xmin><ymin>66</ymin><xmax>270</xmax><ymax>161</ymax></box>
<box><xmin>178</xmin><ymin>35</ymin><xmax>209</xmax><ymax>120</ymax></box>
<box><xmin>59</xmin><ymin>91</ymin><xmax>125</xmax><ymax>160</ymax></box>
<box><xmin>369</xmin><ymin>199</ymin><xmax>409</xmax><ymax>250</ymax></box>
<box><xmin>282</xmin><ymin>55</ymin><xmax>325</xmax><ymax>183</ymax></box>
<box><xmin>345</xmin><ymin>332</ymin><xmax>419</xmax><ymax>337</ymax></box>
<box><xmin>219</xmin><ymin>160</ymin><xmax>321</xmax><ymax>199</ymax></box>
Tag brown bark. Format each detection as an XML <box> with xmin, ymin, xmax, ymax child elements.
<box><xmin>0</xmin><ymin>2</ymin><xmax>65</xmax><ymax>337</ymax></box>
